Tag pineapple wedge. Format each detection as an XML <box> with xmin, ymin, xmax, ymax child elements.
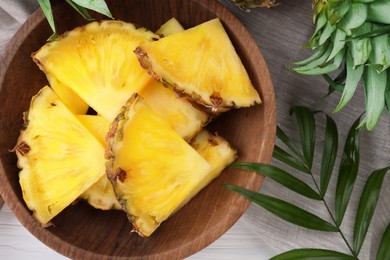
<box><xmin>106</xmin><ymin>94</ymin><xmax>212</xmax><ymax>237</ymax></box>
<box><xmin>156</xmin><ymin>17</ymin><xmax>185</xmax><ymax>37</ymax></box>
<box><xmin>33</xmin><ymin>20</ymin><xmax>159</xmax><ymax>121</ymax></box>
<box><xmin>76</xmin><ymin>115</ymin><xmax>121</xmax><ymax>210</ymax></box>
<box><xmin>14</xmin><ymin>86</ymin><xmax>105</xmax><ymax>225</ymax></box>
<box><xmin>190</xmin><ymin>130</ymin><xmax>237</xmax><ymax>184</ymax></box>
<box><xmin>140</xmin><ymin>79</ymin><xmax>209</xmax><ymax>141</ymax></box>
<box><xmin>135</xmin><ymin>18</ymin><xmax>261</xmax><ymax>114</ymax></box>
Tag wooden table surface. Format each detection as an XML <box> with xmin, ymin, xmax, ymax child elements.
<box><xmin>1</xmin><ymin>0</ymin><xmax>389</xmax><ymax>259</ymax></box>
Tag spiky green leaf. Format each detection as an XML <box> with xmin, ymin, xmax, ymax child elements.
<box><xmin>70</xmin><ymin>0</ymin><xmax>113</xmax><ymax>18</ymax></box>
<box><xmin>362</xmin><ymin>66</ymin><xmax>387</xmax><ymax>130</ymax></box>
<box><xmin>66</xmin><ymin>0</ymin><xmax>93</xmax><ymax>20</ymax></box>
<box><xmin>334</xmin><ymin>50</ymin><xmax>364</xmax><ymax>112</ymax></box>
<box><xmin>338</xmin><ymin>3</ymin><xmax>367</xmax><ymax>36</ymax></box>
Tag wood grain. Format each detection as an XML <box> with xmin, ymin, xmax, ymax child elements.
<box><xmin>0</xmin><ymin>0</ymin><xmax>276</xmax><ymax>259</ymax></box>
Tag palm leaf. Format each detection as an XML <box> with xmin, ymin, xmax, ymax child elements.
<box><xmin>231</xmin><ymin>163</ymin><xmax>321</xmax><ymax>200</ymax></box>
<box><xmin>273</xmin><ymin>145</ymin><xmax>311</xmax><ymax>174</ymax></box>
<box><xmin>319</xmin><ymin>113</ymin><xmax>338</xmax><ymax>196</ymax></box>
<box><xmin>335</xmin><ymin>116</ymin><xmax>361</xmax><ymax>226</ymax></box>
<box><xmin>289</xmin><ymin>106</ymin><xmax>316</xmax><ymax>169</ymax></box>
<box><xmin>376</xmin><ymin>222</ymin><xmax>390</xmax><ymax>260</ymax></box>
<box><xmin>223</xmin><ymin>184</ymin><xmax>338</xmax><ymax>232</ymax></box>
<box><xmin>271</xmin><ymin>248</ymin><xmax>355</xmax><ymax>260</ymax></box>
<box><xmin>353</xmin><ymin>167</ymin><xmax>389</xmax><ymax>254</ymax></box>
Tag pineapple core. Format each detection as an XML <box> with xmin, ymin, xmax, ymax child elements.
<box><xmin>14</xmin><ymin>87</ymin><xmax>106</xmax><ymax>225</ymax></box>
<box><xmin>106</xmin><ymin>94</ymin><xmax>212</xmax><ymax>237</ymax></box>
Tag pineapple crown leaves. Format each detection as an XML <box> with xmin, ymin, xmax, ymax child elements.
<box><xmin>290</xmin><ymin>0</ymin><xmax>390</xmax><ymax>131</ymax></box>
<box><xmin>224</xmin><ymin>106</ymin><xmax>390</xmax><ymax>259</ymax></box>
<box><xmin>37</xmin><ymin>0</ymin><xmax>113</xmax><ymax>41</ymax></box>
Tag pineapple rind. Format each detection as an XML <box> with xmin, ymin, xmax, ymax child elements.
<box><xmin>135</xmin><ymin>18</ymin><xmax>261</xmax><ymax>114</ymax></box>
<box><xmin>106</xmin><ymin>94</ymin><xmax>212</xmax><ymax>237</ymax></box>
<box><xmin>33</xmin><ymin>20</ymin><xmax>159</xmax><ymax>121</ymax></box>
<box><xmin>15</xmin><ymin>86</ymin><xmax>106</xmax><ymax>225</ymax></box>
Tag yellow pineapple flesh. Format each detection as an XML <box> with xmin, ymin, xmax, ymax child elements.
<box><xmin>46</xmin><ymin>74</ymin><xmax>89</xmax><ymax>114</ymax></box>
<box><xmin>106</xmin><ymin>94</ymin><xmax>212</xmax><ymax>237</ymax></box>
<box><xmin>135</xmin><ymin>18</ymin><xmax>261</xmax><ymax>114</ymax></box>
<box><xmin>140</xmin><ymin>79</ymin><xmax>209</xmax><ymax>141</ymax></box>
<box><xmin>156</xmin><ymin>17</ymin><xmax>184</xmax><ymax>37</ymax></box>
<box><xmin>76</xmin><ymin>115</ymin><xmax>121</xmax><ymax>210</ymax></box>
<box><xmin>33</xmin><ymin>20</ymin><xmax>159</xmax><ymax>121</ymax></box>
<box><xmin>14</xmin><ymin>86</ymin><xmax>105</xmax><ymax>225</ymax></box>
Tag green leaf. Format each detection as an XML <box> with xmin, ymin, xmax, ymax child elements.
<box><xmin>292</xmin><ymin>44</ymin><xmax>333</xmax><ymax>72</ymax></box>
<box><xmin>232</xmin><ymin>163</ymin><xmax>321</xmax><ymax>200</ymax></box>
<box><xmin>376</xmin><ymin>222</ymin><xmax>390</xmax><ymax>260</ymax></box>
<box><xmin>327</xmin><ymin>0</ymin><xmax>350</xmax><ymax>25</ymax></box>
<box><xmin>37</xmin><ymin>0</ymin><xmax>56</xmax><ymax>34</ymax></box>
<box><xmin>70</xmin><ymin>0</ymin><xmax>113</xmax><ymax>18</ymax></box>
<box><xmin>323</xmin><ymin>74</ymin><xmax>344</xmax><ymax>96</ymax></box>
<box><xmin>334</xmin><ymin>50</ymin><xmax>364</xmax><ymax>113</ymax></box>
<box><xmin>319</xmin><ymin>21</ymin><xmax>337</xmax><ymax>46</ymax></box>
<box><xmin>353</xmin><ymin>167</ymin><xmax>389</xmax><ymax>254</ymax></box>
<box><xmin>296</xmin><ymin>48</ymin><xmax>345</xmax><ymax>75</ymax></box>
<box><xmin>368</xmin><ymin>26</ymin><xmax>390</xmax><ymax>72</ymax></box>
<box><xmin>337</xmin><ymin>3</ymin><xmax>367</xmax><ymax>36</ymax></box>
<box><xmin>348</xmin><ymin>22</ymin><xmax>372</xmax><ymax>68</ymax></box>
<box><xmin>294</xmin><ymin>43</ymin><xmax>329</xmax><ymax>66</ymax></box>
<box><xmin>289</xmin><ymin>106</ymin><xmax>316</xmax><ymax>169</ymax></box>
<box><xmin>273</xmin><ymin>145</ymin><xmax>311</xmax><ymax>174</ymax></box>
<box><xmin>276</xmin><ymin>126</ymin><xmax>306</xmax><ymax>163</ymax></box>
<box><xmin>326</xmin><ymin>29</ymin><xmax>346</xmax><ymax>62</ymax></box>
<box><xmin>385</xmin><ymin>71</ymin><xmax>390</xmax><ymax>115</ymax></box>
<box><xmin>319</xmin><ymin>113</ymin><xmax>338</xmax><ymax>196</ymax></box>
<box><xmin>271</xmin><ymin>248</ymin><xmax>355</xmax><ymax>260</ymax></box>
<box><xmin>223</xmin><ymin>184</ymin><xmax>338</xmax><ymax>232</ymax></box>
<box><xmin>66</xmin><ymin>0</ymin><xmax>93</xmax><ymax>20</ymax></box>
<box><xmin>362</xmin><ymin>66</ymin><xmax>387</xmax><ymax>131</ymax></box>
<box><xmin>322</xmin><ymin>67</ymin><xmax>346</xmax><ymax>96</ymax></box>
<box><xmin>367</xmin><ymin>0</ymin><xmax>390</xmax><ymax>24</ymax></box>
<box><xmin>335</xmin><ymin>116</ymin><xmax>361</xmax><ymax>226</ymax></box>
<box><xmin>346</xmin><ymin>24</ymin><xmax>390</xmax><ymax>41</ymax></box>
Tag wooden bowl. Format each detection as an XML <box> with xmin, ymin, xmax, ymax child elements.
<box><xmin>0</xmin><ymin>0</ymin><xmax>276</xmax><ymax>258</ymax></box>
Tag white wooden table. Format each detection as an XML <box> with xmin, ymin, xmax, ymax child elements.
<box><xmin>0</xmin><ymin>204</ymin><xmax>276</xmax><ymax>259</ymax></box>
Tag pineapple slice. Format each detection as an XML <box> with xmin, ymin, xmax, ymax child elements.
<box><xmin>79</xmin><ymin>175</ymin><xmax>122</xmax><ymax>210</ymax></box>
<box><xmin>190</xmin><ymin>130</ymin><xmax>237</xmax><ymax>184</ymax></box>
<box><xmin>14</xmin><ymin>86</ymin><xmax>105</xmax><ymax>225</ymax></box>
<box><xmin>140</xmin><ymin>79</ymin><xmax>209</xmax><ymax>141</ymax></box>
<box><xmin>76</xmin><ymin>115</ymin><xmax>121</xmax><ymax>210</ymax></box>
<box><xmin>76</xmin><ymin>115</ymin><xmax>110</xmax><ymax>146</ymax></box>
<box><xmin>156</xmin><ymin>17</ymin><xmax>184</xmax><ymax>37</ymax></box>
<box><xmin>135</xmin><ymin>18</ymin><xmax>261</xmax><ymax>114</ymax></box>
<box><xmin>106</xmin><ymin>94</ymin><xmax>212</xmax><ymax>237</ymax></box>
<box><xmin>46</xmin><ymin>75</ymin><xmax>89</xmax><ymax>114</ymax></box>
<box><xmin>33</xmin><ymin>20</ymin><xmax>159</xmax><ymax>121</ymax></box>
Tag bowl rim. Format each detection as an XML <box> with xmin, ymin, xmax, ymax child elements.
<box><xmin>0</xmin><ymin>0</ymin><xmax>277</xmax><ymax>258</ymax></box>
